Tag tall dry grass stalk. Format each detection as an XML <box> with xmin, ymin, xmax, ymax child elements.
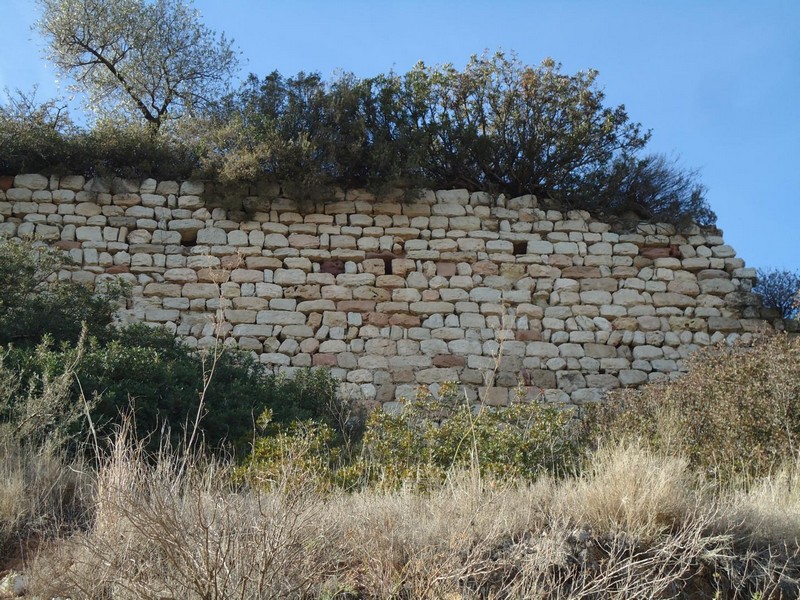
<box><xmin>25</xmin><ymin>439</ymin><xmax>800</xmax><ymax>599</ymax></box>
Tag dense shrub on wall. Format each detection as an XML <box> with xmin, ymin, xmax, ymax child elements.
<box><xmin>2</xmin><ymin>52</ymin><xmax>714</xmax><ymax>225</ymax></box>
<box><xmin>203</xmin><ymin>53</ymin><xmax>714</xmax><ymax>225</ymax></box>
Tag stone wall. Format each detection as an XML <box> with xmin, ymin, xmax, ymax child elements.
<box><xmin>0</xmin><ymin>173</ymin><xmax>771</xmax><ymax>408</ymax></box>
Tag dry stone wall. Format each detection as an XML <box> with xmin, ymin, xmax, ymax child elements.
<box><xmin>0</xmin><ymin>173</ymin><xmax>771</xmax><ymax>409</ymax></box>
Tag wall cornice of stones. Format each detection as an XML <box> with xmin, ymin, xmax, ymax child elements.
<box><xmin>0</xmin><ymin>172</ymin><xmax>779</xmax><ymax>408</ymax></box>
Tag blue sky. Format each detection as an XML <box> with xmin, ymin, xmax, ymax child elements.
<box><xmin>2</xmin><ymin>0</ymin><xmax>798</xmax><ymax>271</ymax></box>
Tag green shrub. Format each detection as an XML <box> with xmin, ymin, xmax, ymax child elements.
<box><xmin>242</xmin><ymin>381</ymin><xmax>580</xmax><ymax>491</ymax></box>
<box><xmin>2</xmin><ymin>53</ymin><xmax>713</xmax><ymax>226</ymax></box>
<box><xmin>201</xmin><ymin>52</ymin><xmax>713</xmax><ymax>225</ymax></box>
<box><xmin>7</xmin><ymin>328</ymin><xmax>350</xmax><ymax>455</ymax></box>
<box><xmin>589</xmin><ymin>334</ymin><xmax>800</xmax><ymax>481</ymax></box>
<box><xmin>0</xmin><ymin>239</ymin><xmax>126</xmax><ymax>348</ymax></box>
<box><xmin>360</xmin><ymin>382</ymin><xmax>580</xmax><ymax>487</ymax></box>
<box><xmin>0</xmin><ymin>239</ymin><xmax>352</xmax><ymax>455</ymax></box>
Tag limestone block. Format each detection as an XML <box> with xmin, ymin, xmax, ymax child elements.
<box><xmin>182</xmin><ymin>283</ymin><xmax>219</xmax><ymax>299</ymax></box>
<box><xmin>652</xmin><ymin>292</ymin><xmax>696</xmax><ymax>308</ymax></box>
<box><xmin>409</xmin><ymin>301</ymin><xmax>455</xmax><ymax>315</ymax></box>
<box><xmin>614</xmin><ymin>242</ymin><xmax>639</xmax><ymax>256</ymax></box>
<box><xmin>231</xmin><ymin>324</ymin><xmax>273</xmax><ymax>339</ymax></box>
<box><xmin>75</xmin><ymin>226</ymin><xmax>103</xmax><ymax>242</ymax></box>
<box><xmin>34</xmin><ymin>223</ymin><xmax>60</xmax><ymax>240</ymax></box>
<box><xmin>708</xmin><ymin>316</ymin><xmax>742</xmax><ymax>333</ymax></box>
<box><xmin>450</xmin><ymin>216</ymin><xmax>482</xmax><ymax>231</ymax></box>
<box><xmin>230</xmin><ymin>269</ymin><xmax>264</xmax><ymax>283</ymax></box>
<box><xmin>164</xmin><ymin>268</ymin><xmax>197</xmax><ymax>283</ymax></box>
<box><xmin>14</xmin><ymin>174</ymin><xmax>48</xmax><ymax>190</ymax></box>
<box><xmin>168</xmin><ymin>219</ymin><xmax>204</xmax><ymax>241</ymax></box>
<box><xmin>435</xmin><ymin>189</ymin><xmax>470</xmax><ymax>204</ymax></box>
<box><xmin>274</xmin><ymin>269</ymin><xmax>307</xmax><ymax>285</ymax></box>
<box><xmin>619</xmin><ymin>369</ymin><xmax>648</xmax><ymax>386</ymax></box>
<box><xmin>255</xmin><ymin>310</ymin><xmax>306</xmax><ymax>326</ymax></box>
<box><xmin>263</xmin><ymin>233</ymin><xmax>289</xmax><ymax>248</ymax></box>
<box><xmin>699</xmin><ymin>279</ymin><xmax>736</xmax><ymax>295</ymax></box>
<box><xmin>711</xmin><ymin>245</ymin><xmax>736</xmax><ymax>258</ymax></box>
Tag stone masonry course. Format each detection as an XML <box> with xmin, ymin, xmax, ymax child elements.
<box><xmin>0</xmin><ymin>173</ymin><xmax>774</xmax><ymax>410</ymax></box>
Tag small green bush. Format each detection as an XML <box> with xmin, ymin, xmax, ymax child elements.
<box><xmin>244</xmin><ymin>381</ymin><xmax>581</xmax><ymax>491</ymax></box>
<box><xmin>589</xmin><ymin>334</ymin><xmax>800</xmax><ymax>481</ymax></box>
<box><xmin>0</xmin><ymin>239</ymin><xmax>126</xmax><ymax>348</ymax></box>
<box><xmin>360</xmin><ymin>382</ymin><xmax>580</xmax><ymax>486</ymax></box>
<box><xmin>0</xmin><ymin>239</ymin><xmax>352</xmax><ymax>455</ymax></box>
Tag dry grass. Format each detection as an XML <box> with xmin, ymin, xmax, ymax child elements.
<box><xmin>13</xmin><ymin>439</ymin><xmax>800</xmax><ymax>599</ymax></box>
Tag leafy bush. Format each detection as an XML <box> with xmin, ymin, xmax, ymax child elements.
<box><xmin>754</xmin><ymin>267</ymin><xmax>800</xmax><ymax>319</ymax></box>
<box><xmin>0</xmin><ymin>239</ymin><xmax>126</xmax><ymax>347</ymax></box>
<box><xmin>201</xmin><ymin>52</ymin><xmax>713</xmax><ymax>225</ymax></box>
<box><xmin>244</xmin><ymin>381</ymin><xmax>581</xmax><ymax>491</ymax></box>
<box><xmin>589</xmin><ymin>334</ymin><xmax>800</xmax><ymax>481</ymax></box>
<box><xmin>0</xmin><ymin>90</ymin><xmax>200</xmax><ymax>179</ymax></box>
<box><xmin>6</xmin><ymin>328</ymin><xmax>351</xmax><ymax>455</ymax></box>
<box><xmin>360</xmin><ymin>382</ymin><xmax>580</xmax><ymax>486</ymax></box>
<box><xmin>0</xmin><ymin>239</ymin><xmax>351</xmax><ymax>455</ymax></box>
<box><xmin>2</xmin><ymin>52</ymin><xmax>713</xmax><ymax>225</ymax></box>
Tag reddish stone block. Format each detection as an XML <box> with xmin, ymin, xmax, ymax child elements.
<box><xmin>562</xmin><ymin>266</ymin><xmax>601</xmax><ymax>279</ymax></box>
<box><xmin>105</xmin><ymin>265</ymin><xmax>130</xmax><ymax>274</ymax></box>
<box><xmin>547</xmin><ymin>254</ymin><xmax>572</xmax><ymax>268</ymax></box>
<box><xmin>472</xmin><ymin>260</ymin><xmax>499</xmax><ymax>276</ymax></box>
<box><xmin>221</xmin><ymin>254</ymin><xmax>245</xmax><ymax>269</ymax></box>
<box><xmin>366</xmin><ymin>312</ymin><xmax>390</xmax><ymax>326</ymax></box>
<box><xmin>515</xmin><ymin>330</ymin><xmax>542</xmax><ymax>341</ymax></box>
<box><xmin>433</xmin><ymin>355</ymin><xmax>465</xmax><ymax>367</ymax></box>
<box><xmin>312</xmin><ymin>353</ymin><xmax>337</xmax><ymax>366</ymax></box>
<box><xmin>54</xmin><ymin>241</ymin><xmax>82</xmax><ymax>250</ymax></box>
<box><xmin>640</xmin><ymin>245</ymin><xmax>682</xmax><ymax>259</ymax></box>
<box><xmin>0</xmin><ymin>176</ymin><xmax>14</xmax><ymax>191</ymax></box>
<box><xmin>436</xmin><ymin>262</ymin><xmax>457</xmax><ymax>277</ymax></box>
<box><xmin>389</xmin><ymin>314</ymin><xmax>421</xmax><ymax>328</ymax></box>
<box><xmin>320</xmin><ymin>259</ymin><xmax>345</xmax><ymax>275</ymax></box>
<box><xmin>337</xmin><ymin>300</ymin><xmax>376</xmax><ymax>312</ymax></box>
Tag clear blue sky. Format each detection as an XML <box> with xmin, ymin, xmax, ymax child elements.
<box><xmin>2</xmin><ymin>0</ymin><xmax>798</xmax><ymax>272</ymax></box>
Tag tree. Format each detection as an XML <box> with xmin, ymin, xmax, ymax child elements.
<box><xmin>36</xmin><ymin>0</ymin><xmax>239</xmax><ymax>130</ymax></box>
<box><xmin>754</xmin><ymin>268</ymin><xmax>800</xmax><ymax>319</ymax></box>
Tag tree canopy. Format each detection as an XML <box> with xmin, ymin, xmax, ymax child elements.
<box><xmin>35</xmin><ymin>0</ymin><xmax>239</xmax><ymax>129</ymax></box>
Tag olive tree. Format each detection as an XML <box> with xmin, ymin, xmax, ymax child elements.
<box><xmin>36</xmin><ymin>0</ymin><xmax>239</xmax><ymax>129</ymax></box>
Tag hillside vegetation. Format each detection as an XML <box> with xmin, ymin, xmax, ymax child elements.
<box><xmin>1</xmin><ymin>53</ymin><xmax>714</xmax><ymax>227</ymax></box>
<box><xmin>1</xmin><ymin>237</ymin><xmax>800</xmax><ymax>597</ymax></box>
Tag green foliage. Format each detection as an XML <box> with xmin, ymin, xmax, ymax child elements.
<box><xmin>0</xmin><ymin>239</ymin><xmax>125</xmax><ymax>347</ymax></box>
<box><xmin>2</xmin><ymin>48</ymin><xmax>713</xmax><ymax>225</ymax></box>
<box><xmin>0</xmin><ymin>338</ymin><xmax>90</xmax><ymax>453</ymax></box>
<box><xmin>589</xmin><ymin>335</ymin><xmax>800</xmax><ymax>481</ymax></box>
<box><xmin>36</xmin><ymin>0</ymin><xmax>239</xmax><ymax>129</ymax></box>
<box><xmin>0</xmin><ymin>88</ymin><xmax>79</xmax><ymax>175</ymax></box>
<box><xmin>202</xmin><ymin>52</ymin><xmax>713</xmax><ymax>225</ymax></box>
<box><xmin>6</xmin><ymin>327</ymin><xmax>350</xmax><ymax>455</ymax></box>
<box><xmin>242</xmin><ymin>381</ymin><xmax>581</xmax><ymax>491</ymax></box>
<box><xmin>0</xmin><ymin>92</ymin><xmax>200</xmax><ymax>178</ymax></box>
<box><xmin>240</xmin><ymin>420</ymin><xmax>354</xmax><ymax>491</ymax></box>
<box><xmin>361</xmin><ymin>382</ymin><xmax>580</xmax><ymax>486</ymax></box>
<box><xmin>0</xmin><ymin>239</ymin><xmax>350</xmax><ymax>454</ymax></box>
<box><xmin>754</xmin><ymin>268</ymin><xmax>800</xmax><ymax>319</ymax></box>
